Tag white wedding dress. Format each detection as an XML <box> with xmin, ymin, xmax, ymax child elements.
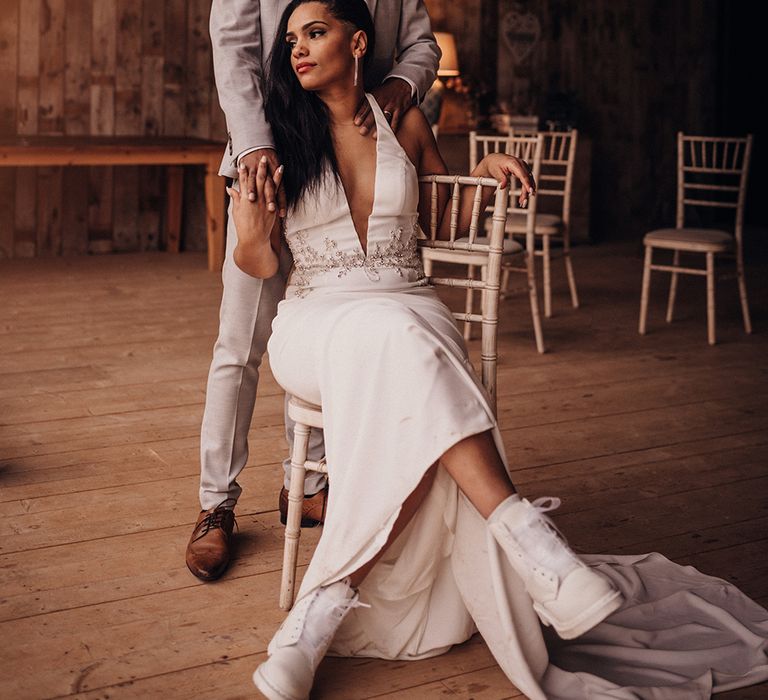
<box><xmin>266</xmin><ymin>94</ymin><xmax>768</xmax><ymax>698</ymax></box>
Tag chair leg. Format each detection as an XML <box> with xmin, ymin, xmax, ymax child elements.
<box><xmin>280</xmin><ymin>421</ymin><xmax>310</xmax><ymax>610</ymax></box>
<box><xmin>666</xmin><ymin>250</ymin><xmax>679</xmax><ymax>323</ymax></box>
<box><xmin>706</xmin><ymin>252</ymin><xmax>716</xmax><ymax>345</ymax></box>
<box><xmin>422</xmin><ymin>256</ymin><xmax>433</xmax><ymax>277</ymax></box>
<box><xmin>542</xmin><ymin>235</ymin><xmax>552</xmax><ymax>318</ymax></box>
<box><xmin>736</xmin><ymin>252</ymin><xmax>752</xmax><ymax>334</ymax></box>
<box><xmin>464</xmin><ymin>264</ymin><xmax>476</xmax><ymax>341</ymax></box>
<box><xmin>639</xmin><ymin>245</ymin><xmax>653</xmax><ymax>335</ymax></box>
<box><xmin>563</xmin><ymin>235</ymin><xmax>579</xmax><ymax>309</ymax></box>
<box><xmin>500</xmin><ymin>262</ymin><xmax>512</xmax><ymax>299</ymax></box>
<box><xmin>525</xmin><ymin>252</ymin><xmax>546</xmax><ymax>353</ymax></box>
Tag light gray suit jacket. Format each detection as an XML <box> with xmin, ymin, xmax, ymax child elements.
<box><xmin>210</xmin><ymin>0</ymin><xmax>440</xmax><ymax>177</ymax></box>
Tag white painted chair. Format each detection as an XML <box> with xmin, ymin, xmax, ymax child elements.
<box><xmin>448</xmin><ymin>133</ymin><xmax>545</xmax><ymax>352</ymax></box>
<box><xmin>279</xmin><ymin>178</ymin><xmax>511</xmax><ymax>609</ymax></box>
<box><xmin>473</xmin><ymin>130</ymin><xmax>579</xmax><ymax>319</ymax></box>
<box><xmin>639</xmin><ymin>133</ymin><xmax>753</xmax><ymax>345</ymax></box>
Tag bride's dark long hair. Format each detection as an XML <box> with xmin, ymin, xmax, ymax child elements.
<box><xmin>264</xmin><ymin>0</ymin><xmax>376</xmax><ymax>209</ymax></box>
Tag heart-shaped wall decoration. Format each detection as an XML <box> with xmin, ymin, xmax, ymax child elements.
<box><xmin>501</xmin><ymin>6</ymin><xmax>541</xmax><ymax>63</ymax></box>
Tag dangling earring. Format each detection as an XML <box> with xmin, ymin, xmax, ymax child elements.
<box><xmin>353</xmin><ymin>54</ymin><xmax>359</xmax><ymax>87</ymax></box>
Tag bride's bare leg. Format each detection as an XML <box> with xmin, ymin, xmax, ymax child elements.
<box><xmin>439</xmin><ymin>430</ymin><xmax>516</xmax><ymax>518</ymax></box>
<box><xmin>438</xmin><ymin>430</ymin><xmax>623</xmax><ymax>640</ymax></box>
<box><xmin>348</xmin><ymin>431</ymin><xmax>512</xmax><ymax>587</ymax></box>
<box><xmin>348</xmin><ymin>463</ymin><xmax>438</xmax><ymax>587</ymax></box>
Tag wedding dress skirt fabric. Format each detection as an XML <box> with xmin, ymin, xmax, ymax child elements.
<box><xmin>266</xmin><ymin>94</ymin><xmax>768</xmax><ymax>698</ymax></box>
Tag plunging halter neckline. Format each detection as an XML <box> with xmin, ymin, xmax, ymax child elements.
<box><xmin>335</xmin><ymin>93</ymin><xmax>382</xmax><ymax>257</ymax></box>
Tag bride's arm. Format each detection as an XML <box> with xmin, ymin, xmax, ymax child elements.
<box><xmin>226</xmin><ymin>156</ymin><xmax>284</xmax><ymax>278</ymax></box>
<box><xmin>410</xmin><ymin>111</ymin><xmax>536</xmax><ymax>239</ymax></box>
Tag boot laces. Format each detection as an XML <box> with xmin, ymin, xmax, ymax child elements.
<box><xmin>298</xmin><ymin>585</ymin><xmax>371</xmax><ymax>667</ymax></box>
<box><xmin>520</xmin><ymin>496</ymin><xmax>580</xmax><ymax>574</ymax></box>
<box><xmin>529</xmin><ymin>497</ymin><xmax>565</xmax><ymax>537</ymax></box>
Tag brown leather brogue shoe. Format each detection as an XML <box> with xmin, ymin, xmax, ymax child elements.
<box><xmin>279</xmin><ymin>485</ymin><xmax>328</xmax><ymax>528</ymax></box>
<box><xmin>185</xmin><ymin>503</ymin><xmax>236</xmax><ymax>581</ymax></box>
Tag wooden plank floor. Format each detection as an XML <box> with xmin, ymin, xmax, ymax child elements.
<box><xmin>1</xmin><ymin>243</ymin><xmax>766</xmax><ymax>699</ymax></box>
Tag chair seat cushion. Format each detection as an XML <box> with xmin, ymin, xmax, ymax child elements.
<box><xmin>484</xmin><ymin>212</ymin><xmax>563</xmax><ymax>235</ymax></box>
<box><xmin>644</xmin><ymin>228</ymin><xmax>732</xmax><ymax>252</ymax></box>
<box><xmin>455</xmin><ymin>236</ymin><xmax>524</xmax><ymax>254</ymax></box>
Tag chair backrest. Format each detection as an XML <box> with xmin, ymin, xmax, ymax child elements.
<box><xmin>537</xmin><ymin>130</ymin><xmax>578</xmax><ymax>229</ymax></box>
<box><xmin>417</xmin><ymin>175</ymin><xmax>510</xmax><ymax>411</ymax></box>
<box><xmin>472</xmin><ymin>130</ymin><xmax>576</xmax><ymax>227</ymax></box>
<box><xmin>677</xmin><ymin>132</ymin><xmax>753</xmax><ymax>243</ymax></box>
<box><xmin>468</xmin><ymin>132</ymin><xmax>543</xmax><ymax>253</ymax></box>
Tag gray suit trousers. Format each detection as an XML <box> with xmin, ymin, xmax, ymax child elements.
<box><xmin>198</xmin><ymin>188</ymin><xmax>326</xmax><ymax>510</ymax></box>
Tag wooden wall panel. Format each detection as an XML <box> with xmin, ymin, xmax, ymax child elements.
<box><xmin>0</xmin><ymin>0</ymin><xmax>226</xmax><ymax>260</ymax></box>
<box><xmin>14</xmin><ymin>2</ymin><xmax>41</xmax><ymax>258</ymax></box>
<box><xmin>64</xmin><ymin>0</ymin><xmax>91</xmax><ymax>136</ymax></box>
<box><xmin>0</xmin><ymin>170</ymin><xmax>15</xmax><ymax>260</ymax></box>
<box><xmin>115</xmin><ymin>0</ymin><xmax>142</xmax><ymax>136</ymax></box>
<box><xmin>90</xmin><ymin>1</ymin><xmax>116</xmax><ymax>136</ymax></box>
<box><xmin>39</xmin><ymin>0</ymin><xmax>66</xmax><ymax>135</ymax></box>
<box><xmin>113</xmin><ymin>1</ymin><xmax>142</xmax><ymax>250</ymax></box>
<box><xmin>89</xmin><ymin>0</ymin><xmax>117</xmax><ymax>256</ymax></box>
<box><xmin>425</xmin><ymin>0</ymin><xmax>729</xmax><ymax>240</ymax></box>
<box><xmin>14</xmin><ymin>169</ymin><xmax>37</xmax><ymax>258</ymax></box>
<box><xmin>1</xmin><ymin>0</ymin><xmax>731</xmax><ymax>251</ymax></box>
<box><xmin>88</xmin><ymin>167</ymin><xmax>114</xmax><ymax>254</ymax></box>
<box><xmin>17</xmin><ymin>2</ymin><xmax>40</xmax><ymax>136</ymax></box>
<box><xmin>0</xmin><ymin>2</ymin><xmax>18</xmax><ymax>259</ymax></box>
<box><xmin>0</xmin><ymin>2</ymin><xmax>18</xmax><ymax>135</ymax></box>
<box><xmin>63</xmin><ymin>0</ymin><xmax>92</xmax><ymax>255</ymax></box>
<box><xmin>36</xmin><ymin>166</ymin><xmax>63</xmax><ymax>256</ymax></box>
<box><xmin>141</xmin><ymin>0</ymin><xmax>164</xmax><ymax>136</ymax></box>
<box><xmin>163</xmin><ymin>0</ymin><xmax>187</xmax><ymax>136</ymax></box>
<box><xmin>37</xmin><ymin>2</ymin><xmax>66</xmax><ymax>256</ymax></box>
<box><xmin>185</xmin><ymin>0</ymin><xmax>212</xmax><ymax>139</ymax></box>
<box><xmin>61</xmin><ymin>166</ymin><xmax>89</xmax><ymax>256</ymax></box>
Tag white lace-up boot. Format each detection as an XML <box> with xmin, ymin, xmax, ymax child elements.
<box><xmin>253</xmin><ymin>578</ymin><xmax>366</xmax><ymax>700</ymax></box>
<box><xmin>488</xmin><ymin>495</ymin><xmax>623</xmax><ymax>639</ymax></box>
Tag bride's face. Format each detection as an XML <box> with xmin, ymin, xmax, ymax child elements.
<box><xmin>285</xmin><ymin>2</ymin><xmax>363</xmax><ymax>91</ymax></box>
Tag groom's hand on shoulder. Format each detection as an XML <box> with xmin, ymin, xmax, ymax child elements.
<box><xmin>239</xmin><ymin>149</ymin><xmax>287</xmax><ymax>218</ymax></box>
<box><xmin>356</xmin><ymin>78</ymin><xmax>413</xmax><ymax>138</ymax></box>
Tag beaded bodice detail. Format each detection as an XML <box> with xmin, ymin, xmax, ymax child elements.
<box><xmin>284</xmin><ymin>94</ymin><xmax>426</xmax><ymax>298</ymax></box>
<box><xmin>288</xmin><ymin>223</ymin><xmax>423</xmax><ymax>295</ymax></box>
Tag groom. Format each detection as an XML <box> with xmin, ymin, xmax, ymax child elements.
<box><xmin>187</xmin><ymin>0</ymin><xmax>441</xmax><ymax>581</ymax></box>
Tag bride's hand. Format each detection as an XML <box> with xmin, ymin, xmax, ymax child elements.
<box><xmin>227</xmin><ymin>156</ymin><xmax>284</xmax><ymax>246</ymax></box>
<box><xmin>227</xmin><ymin>156</ymin><xmax>284</xmax><ymax>277</ymax></box>
<box><xmin>481</xmin><ymin>153</ymin><xmax>536</xmax><ymax>207</ymax></box>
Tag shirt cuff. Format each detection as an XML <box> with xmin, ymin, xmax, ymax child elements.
<box><xmin>385</xmin><ymin>74</ymin><xmax>419</xmax><ymax>103</ymax></box>
<box><xmin>235</xmin><ymin>145</ymin><xmax>275</xmax><ymax>167</ymax></box>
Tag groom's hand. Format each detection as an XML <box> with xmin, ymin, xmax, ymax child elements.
<box><xmin>239</xmin><ymin>148</ymin><xmax>287</xmax><ymax>218</ymax></box>
<box><xmin>355</xmin><ymin>78</ymin><xmax>413</xmax><ymax>138</ymax></box>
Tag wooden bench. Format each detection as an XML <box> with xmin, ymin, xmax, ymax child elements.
<box><xmin>0</xmin><ymin>136</ymin><xmax>227</xmax><ymax>271</ymax></box>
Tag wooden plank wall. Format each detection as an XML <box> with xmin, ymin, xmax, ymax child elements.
<box><xmin>494</xmin><ymin>0</ymin><xmax>720</xmax><ymax>240</ymax></box>
<box><xmin>0</xmin><ymin>0</ymin><xmax>226</xmax><ymax>260</ymax></box>
<box><xmin>426</xmin><ymin>0</ymin><xmax>723</xmax><ymax>241</ymax></box>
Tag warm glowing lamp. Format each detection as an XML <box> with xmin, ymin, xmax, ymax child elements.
<box><xmin>421</xmin><ymin>32</ymin><xmax>462</xmax><ymax>134</ymax></box>
<box><xmin>434</xmin><ymin>32</ymin><xmax>460</xmax><ymax>77</ymax></box>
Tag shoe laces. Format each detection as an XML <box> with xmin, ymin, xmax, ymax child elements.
<box><xmin>193</xmin><ymin>498</ymin><xmax>238</xmax><ymax>540</ymax></box>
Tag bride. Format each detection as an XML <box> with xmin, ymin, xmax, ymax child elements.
<box><xmin>227</xmin><ymin>2</ymin><xmax>768</xmax><ymax>699</ymax></box>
